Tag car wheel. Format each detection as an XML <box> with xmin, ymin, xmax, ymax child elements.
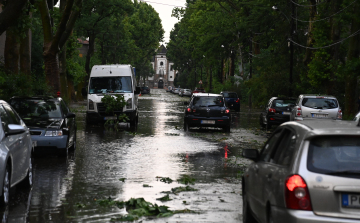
<box><xmin>71</xmin><ymin>131</ymin><xmax>76</xmax><ymax>150</ymax></box>
<box><xmin>266</xmin><ymin>122</ymin><xmax>272</xmax><ymax>130</ymax></box>
<box><xmin>1</xmin><ymin>165</ymin><xmax>10</xmax><ymax>205</ymax></box>
<box><xmin>243</xmin><ymin>192</ymin><xmax>257</xmax><ymax>223</ymax></box>
<box><xmin>267</xmin><ymin>209</ymin><xmax>274</xmax><ymax>223</ymax></box>
<box><xmin>223</xmin><ymin>125</ymin><xmax>230</xmax><ymax>133</ymax></box>
<box><xmin>260</xmin><ymin>116</ymin><xmax>266</xmax><ymax>128</ymax></box>
<box><xmin>184</xmin><ymin>121</ymin><xmax>189</xmax><ymax>132</ymax></box>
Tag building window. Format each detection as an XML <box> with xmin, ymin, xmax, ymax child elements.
<box><xmin>170</xmin><ymin>65</ymin><xmax>173</xmax><ymax>71</ymax></box>
<box><xmin>170</xmin><ymin>76</ymin><xmax>172</xmax><ymax>78</ymax></box>
<box><xmin>160</xmin><ymin>62</ymin><xmax>164</xmax><ymax>66</ymax></box>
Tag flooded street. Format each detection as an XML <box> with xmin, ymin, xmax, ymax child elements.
<box><xmin>1</xmin><ymin>89</ymin><xmax>268</xmax><ymax>223</ymax></box>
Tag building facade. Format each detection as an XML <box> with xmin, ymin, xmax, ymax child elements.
<box><xmin>143</xmin><ymin>45</ymin><xmax>176</xmax><ymax>89</ymax></box>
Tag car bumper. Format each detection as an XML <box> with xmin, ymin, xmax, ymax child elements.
<box><xmin>185</xmin><ymin>115</ymin><xmax>231</xmax><ymax>127</ymax></box>
<box><xmin>31</xmin><ymin>135</ymin><xmax>68</xmax><ymax>150</ymax></box>
<box><xmin>272</xmin><ymin>206</ymin><xmax>360</xmax><ymax>223</ymax></box>
<box><xmin>87</xmin><ymin>110</ymin><xmax>137</xmax><ymax>122</ymax></box>
<box><xmin>268</xmin><ymin>114</ymin><xmax>291</xmax><ymax>125</ymax></box>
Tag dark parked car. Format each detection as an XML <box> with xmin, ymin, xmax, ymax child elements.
<box><xmin>9</xmin><ymin>96</ymin><xmax>77</xmax><ymax>155</ymax></box>
<box><xmin>191</xmin><ymin>88</ymin><xmax>205</xmax><ymax>95</ymax></box>
<box><xmin>184</xmin><ymin>93</ymin><xmax>231</xmax><ymax>132</ymax></box>
<box><xmin>220</xmin><ymin>91</ymin><xmax>240</xmax><ymax>112</ymax></box>
<box><xmin>0</xmin><ymin>100</ymin><xmax>33</xmax><ymax>205</ymax></box>
<box><xmin>140</xmin><ymin>86</ymin><xmax>150</xmax><ymax>94</ymax></box>
<box><xmin>259</xmin><ymin>97</ymin><xmax>296</xmax><ymax>129</ymax></box>
<box><xmin>242</xmin><ymin>119</ymin><xmax>360</xmax><ymax>223</ymax></box>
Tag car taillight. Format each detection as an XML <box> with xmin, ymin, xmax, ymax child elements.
<box><xmin>225</xmin><ymin>109</ymin><xmax>230</xmax><ymax>114</ymax></box>
<box><xmin>285</xmin><ymin>175</ymin><xmax>312</xmax><ymax>211</ymax></box>
<box><xmin>269</xmin><ymin>108</ymin><xmax>276</xmax><ymax>113</ymax></box>
<box><xmin>296</xmin><ymin>107</ymin><xmax>302</xmax><ymax>117</ymax></box>
<box><xmin>236</xmin><ymin>98</ymin><xmax>240</xmax><ymax>103</ymax></box>
<box><xmin>337</xmin><ymin>109</ymin><xmax>342</xmax><ymax>119</ymax></box>
<box><xmin>187</xmin><ymin>108</ymin><xmax>192</xmax><ymax>112</ymax></box>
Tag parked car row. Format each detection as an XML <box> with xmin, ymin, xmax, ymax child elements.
<box><xmin>0</xmin><ymin>95</ymin><xmax>77</xmax><ymax>206</ymax></box>
<box><xmin>243</xmin><ymin>94</ymin><xmax>360</xmax><ymax>223</ymax></box>
<box><xmin>260</xmin><ymin>94</ymin><xmax>342</xmax><ymax>129</ymax></box>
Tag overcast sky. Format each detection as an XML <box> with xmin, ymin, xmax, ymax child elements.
<box><xmin>140</xmin><ymin>0</ymin><xmax>187</xmax><ymax>45</ymax></box>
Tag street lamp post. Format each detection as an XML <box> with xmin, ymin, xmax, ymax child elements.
<box><xmin>272</xmin><ymin>5</ymin><xmax>294</xmax><ymax>96</ymax></box>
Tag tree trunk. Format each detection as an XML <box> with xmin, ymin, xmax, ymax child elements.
<box><xmin>20</xmin><ymin>28</ymin><xmax>31</xmax><ymax>76</ymax></box>
<box><xmin>345</xmin><ymin>1</ymin><xmax>360</xmax><ymax>117</ymax></box>
<box><xmin>85</xmin><ymin>31</ymin><xmax>95</xmax><ymax>77</ymax></box>
<box><xmin>4</xmin><ymin>28</ymin><xmax>20</xmax><ymax>74</ymax></box>
<box><xmin>44</xmin><ymin>44</ymin><xmax>61</xmax><ymax>93</ymax></box>
<box><xmin>0</xmin><ymin>0</ymin><xmax>28</xmax><ymax>35</ymax></box>
<box><xmin>303</xmin><ymin>0</ymin><xmax>317</xmax><ymax>65</ymax></box>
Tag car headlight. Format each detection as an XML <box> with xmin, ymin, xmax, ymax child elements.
<box><xmin>45</xmin><ymin>130</ymin><xmax>63</xmax><ymax>136</ymax></box>
<box><xmin>126</xmin><ymin>98</ymin><xmax>132</xmax><ymax>110</ymax></box>
<box><xmin>89</xmin><ymin>99</ymin><xmax>94</xmax><ymax>110</ymax></box>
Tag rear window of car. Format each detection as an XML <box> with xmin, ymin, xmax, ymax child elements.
<box><xmin>193</xmin><ymin>96</ymin><xmax>224</xmax><ymax>107</ymax></box>
<box><xmin>307</xmin><ymin>136</ymin><xmax>360</xmax><ymax>178</ymax></box>
<box><xmin>302</xmin><ymin>98</ymin><xmax>338</xmax><ymax>109</ymax></box>
<box><xmin>223</xmin><ymin>93</ymin><xmax>238</xmax><ymax>98</ymax></box>
<box><xmin>10</xmin><ymin>99</ymin><xmax>62</xmax><ymax>118</ymax></box>
<box><xmin>272</xmin><ymin>99</ymin><xmax>296</xmax><ymax>108</ymax></box>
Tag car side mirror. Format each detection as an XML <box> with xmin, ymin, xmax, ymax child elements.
<box><xmin>135</xmin><ymin>86</ymin><xmax>141</xmax><ymax>94</ymax></box>
<box><xmin>6</xmin><ymin>124</ymin><xmax>26</xmax><ymax>136</ymax></box>
<box><xmin>242</xmin><ymin>149</ymin><xmax>259</xmax><ymax>161</ymax></box>
<box><xmin>81</xmin><ymin>87</ymin><xmax>87</xmax><ymax>97</ymax></box>
<box><xmin>66</xmin><ymin>112</ymin><xmax>76</xmax><ymax>119</ymax></box>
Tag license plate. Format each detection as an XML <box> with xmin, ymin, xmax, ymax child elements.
<box><xmin>201</xmin><ymin>120</ymin><xmax>215</xmax><ymax>124</ymax></box>
<box><xmin>282</xmin><ymin>112</ymin><xmax>291</xmax><ymax>115</ymax></box>
<box><xmin>312</xmin><ymin>114</ymin><xmax>327</xmax><ymax>118</ymax></box>
<box><xmin>342</xmin><ymin>194</ymin><xmax>360</xmax><ymax>208</ymax></box>
<box><xmin>104</xmin><ymin>116</ymin><xmax>117</xmax><ymax>120</ymax></box>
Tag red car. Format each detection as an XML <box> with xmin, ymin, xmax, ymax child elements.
<box><xmin>191</xmin><ymin>88</ymin><xmax>205</xmax><ymax>95</ymax></box>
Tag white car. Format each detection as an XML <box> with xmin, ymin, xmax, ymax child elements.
<box><xmin>182</xmin><ymin>89</ymin><xmax>192</xmax><ymax>97</ymax></box>
<box><xmin>290</xmin><ymin>94</ymin><xmax>342</xmax><ymax>121</ymax></box>
<box><xmin>0</xmin><ymin>100</ymin><xmax>33</xmax><ymax>205</ymax></box>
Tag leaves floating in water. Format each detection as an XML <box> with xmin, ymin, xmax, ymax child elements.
<box><xmin>156</xmin><ymin>176</ymin><xmax>173</xmax><ymax>184</ymax></box>
<box><xmin>143</xmin><ymin>184</ymin><xmax>152</xmax><ymax>187</ymax></box>
<box><xmin>119</xmin><ymin>178</ymin><xmax>126</xmax><ymax>182</ymax></box>
<box><xmin>177</xmin><ymin>175</ymin><xmax>196</xmax><ymax>185</ymax></box>
<box><xmin>156</xmin><ymin>194</ymin><xmax>172</xmax><ymax>201</ymax></box>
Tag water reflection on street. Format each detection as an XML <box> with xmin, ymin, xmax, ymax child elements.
<box><xmin>0</xmin><ymin>89</ymin><xmax>267</xmax><ymax>223</ymax></box>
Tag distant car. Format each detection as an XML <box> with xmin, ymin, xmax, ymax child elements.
<box><xmin>259</xmin><ymin>97</ymin><xmax>296</xmax><ymax>129</ymax></box>
<box><xmin>290</xmin><ymin>94</ymin><xmax>342</xmax><ymax>121</ymax></box>
<box><xmin>191</xmin><ymin>88</ymin><xmax>205</xmax><ymax>95</ymax></box>
<box><xmin>184</xmin><ymin>93</ymin><xmax>231</xmax><ymax>132</ymax></box>
<box><xmin>242</xmin><ymin>119</ymin><xmax>360</xmax><ymax>223</ymax></box>
<box><xmin>140</xmin><ymin>86</ymin><xmax>150</xmax><ymax>94</ymax></box>
<box><xmin>173</xmin><ymin>88</ymin><xmax>180</xmax><ymax>94</ymax></box>
<box><xmin>9</xmin><ymin>96</ymin><xmax>77</xmax><ymax>155</ymax></box>
<box><xmin>220</xmin><ymin>91</ymin><xmax>240</xmax><ymax>112</ymax></box>
<box><xmin>182</xmin><ymin>89</ymin><xmax>192</xmax><ymax>97</ymax></box>
<box><xmin>0</xmin><ymin>100</ymin><xmax>33</xmax><ymax>205</ymax></box>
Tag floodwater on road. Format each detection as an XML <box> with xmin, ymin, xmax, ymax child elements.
<box><xmin>0</xmin><ymin>89</ymin><xmax>268</xmax><ymax>223</ymax></box>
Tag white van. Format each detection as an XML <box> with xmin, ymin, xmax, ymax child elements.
<box><xmin>85</xmin><ymin>64</ymin><xmax>140</xmax><ymax>126</ymax></box>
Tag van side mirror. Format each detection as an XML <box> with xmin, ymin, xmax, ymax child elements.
<box><xmin>135</xmin><ymin>86</ymin><xmax>141</xmax><ymax>94</ymax></box>
<box><xmin>81</xmin><ymin>87</ymin><xmax>87</xmax><ymax>97</ymax></box>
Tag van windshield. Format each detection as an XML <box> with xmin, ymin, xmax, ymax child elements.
<box><xmin>89</xmin><ymin>77</ymin><xmax>132</xmax><ymax>93</ymax></box>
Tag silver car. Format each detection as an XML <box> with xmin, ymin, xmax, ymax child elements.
<box><xmin>290</xmin><ymin>94</ymin><xmax>342</xmax><ymax>121</ymax></box>
<box><xmin>182</xmin><ymin>89</ymin><xmax>192</xmax><ymax>97</ymax></box>
<box><xmin>242</xmin><ymin>119</ymin><xmax>360</xmax><ymax>223</ymax></box>
<box><xmin>0</xmin><ymin>100</ymin><xmax>33</xmax><ymax>205</ymax></box>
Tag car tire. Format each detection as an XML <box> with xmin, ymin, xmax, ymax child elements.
<box><xmin>243</xmin><ymin>192</ymin><xmax>257</xmax><ymax>223</ymax></box>
<box><xmin>70</xmin><ymin>131</ymin><xmax>76</xmax><ymax>150</ymax></box>
<box><xmin>260</xmin><ymin>116</ymin><xmax>266</xmax><ymax>128</ymax></box>
<box><xmin>1</xmin><ymin>164</ymin><xmax>10</xmax><ymax>206</ymax></box>
<box><xmin>223</xmin><ymin>125</ymin><xmax>230</xmax><ymax>133</ymax></box>
<box><xmin>266</xmin><ymin>122</ymin><xmax>272</xmax><ymax>130</ymax></box>
<box><xmin>267</xmin><ymin>209</ymin><xmax>274</xmax><ymax>223</ymax></box>
<box><xmin>184</xmin><ymin>121</ymin><xmax>189</xmax><ymax>132</ymax></box>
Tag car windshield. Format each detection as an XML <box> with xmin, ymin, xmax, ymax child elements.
<box><xmin>89</xmin><ymin>76</ymin><xmax>132</xmax><ymax>93</ymax></box>
<box><xmin>223</xmin><ymin>93</ymin><xmax>238</xmax><ymax>98</ymax></box>
<box><xmin>302</xmin><ymin>98</ymin><xmax>338</xmax><ymax>109</ymax></box>
<box><xmin>307</xmin><ymin>136</ymin><xmax>360</xmax><ymax>178</ymax></box>
<box><xmin>193</xmin><ymin>96</ymin><xmax>224</xmax><ymax>107</ymax></box>
<box><xmin>272</xmin><ymin>99</ymin><xmax>296</xmax><ymax>108</ymax></box>
<box><xmin>10</xmin><ymin>99</ymin><xmax>62</xmax><ymax>118</ymax></box>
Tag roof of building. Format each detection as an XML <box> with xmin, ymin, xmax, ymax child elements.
<box><xmin>157</xmin><ymin>44</ymin><xmax>167</xmax><ymax>54</ymax></box>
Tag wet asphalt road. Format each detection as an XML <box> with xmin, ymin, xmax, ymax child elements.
<box><xmin>0</xmin><ymin>89</ymin><xmax>269</xmax><ymax>223</ymax></box>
